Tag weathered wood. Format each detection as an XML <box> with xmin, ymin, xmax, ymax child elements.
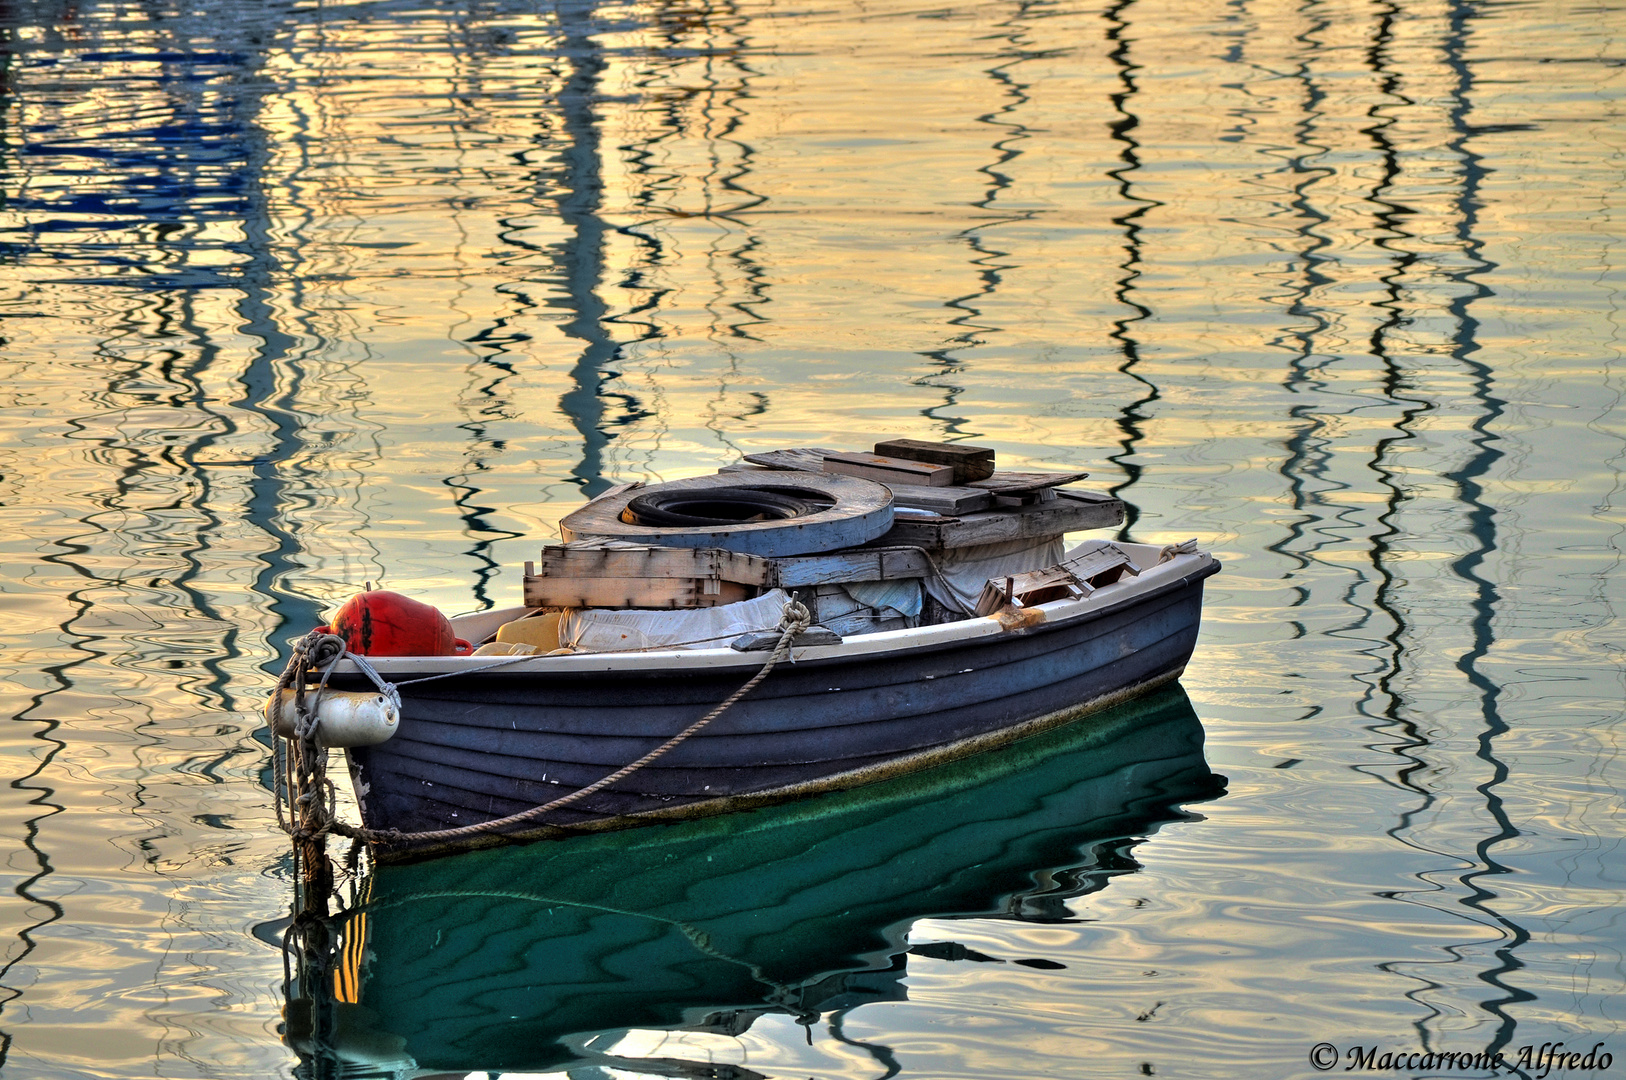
<box><xmin>528</xmin><ymin>544</ymin><xmax>931</xmax><ymax>601</ymax></box>
<box><xmin>886</xmin><ymin>484</ymin><xmax>993</xmax><ymax>515</ymax></box>
<box><xmin>874</xmin><ymin>439</ymin><xmax>996</xmax><ymax>483</ymax></box>
<box><xmin>971</xmin><ymin>542</ymin><xmax>1141</xmax><ymax>616</ymax></box>
<box><xmin>992</xmin><ymin>486</ymin><xmax>1058</xmax><ymax>509</ymax></box>
<box><xmin>731</xmin><ymin>626</ymin><xmax>843</xmax><ymax>651</ymax></box>
<box><xmin>1063</xmin><ymin>542</ymin><xmax>1142</xmax><ymax>580</ymax></box>
<box><xmin>524</xmin><ymin>576</ymin><xmax>753</xmax><ymax>610</ymax></box>
<box><xmin>740</xmin><ymin>448</ymin><xmax>838</xmax><ymax>472</ymax></box>
<box><xmin>823</xmin><ymin>452</ymin><xmax>955</xmax><ymax>487</ymax></box>
<box><xmin>974</xmin><ymin>566</ymin><xmax>1084</xmax><ymax>617</ymax></box>
<box><xmin>528</xmin><ymin>544</ymin><xmax>767</xmax><ymax>609</ymax></box>
<box><xmin>767</xmin><ymin>546</ymin><xmax>932</xmax><ymax>587</ymax></box>
<box><xmin>535</xmin><ymin>544</ymin><xmax>772</xmax><ymax>586</ymax></box>
<box><xmin>869</xmin><ymin>489</ymin><xmax>1124</xmax><ymax>549</ymax></box>
<box><xmin>969</xmin><ymin>470</ymin><xmax>1090</xmax><ymax>494</ymax></box>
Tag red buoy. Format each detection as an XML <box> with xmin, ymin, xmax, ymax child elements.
<box><xmin>329</xmin><ymin>591</ymin><xmax>471</xmax><ymax>656</ymax></box>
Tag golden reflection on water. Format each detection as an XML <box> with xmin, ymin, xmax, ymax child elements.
<box><xmin>0</xmin><ymin>0</ymin><xmax>1621</xmax><ymax>1074</ymax></box>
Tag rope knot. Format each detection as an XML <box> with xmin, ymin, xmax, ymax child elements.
<box><xmin>779</xmin><ymin>598</ymin><xmax>813</xmax><ymax>636</ymax></box>
<box><xmin>296</xmin><ymin>630</ymin><xmax>348</xmax><ymax>671</ymax></box>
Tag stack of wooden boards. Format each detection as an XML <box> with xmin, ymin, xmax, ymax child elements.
<box><xmin>820</xmin><ymin>439</ymin><xmax>996</xmax><ymax>489</ymax></box>
<box><xmin>523</xmin><ymin>537</ymin><xmax>1149</xmax><ymax>618</ymax></box>
<box><xmin>735</xmin><ymin>439</ymin><xmax>1089</xmax><ymax>515</ymax></box>
<box><xmin>526</xmin><ymin>439</ymin><xmax>1127</xmax><ymax>615</ymax></box>
<box><xmin>731</xmin><ymin>438</ymin><xmax>1121</xmax><ymax>546</ymax></box>
<box><xmin>523</xmin><ymin>540</ymin><xmax>933</xmax><ymax>610</ymax></box>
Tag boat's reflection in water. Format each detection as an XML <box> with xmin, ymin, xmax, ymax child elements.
<box><xmin>285</xmin><ymin>685</ymin><xmax>1224</xmax><ymax>1078</ymax></box>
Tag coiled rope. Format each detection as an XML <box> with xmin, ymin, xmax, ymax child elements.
<box><xmin>273</xmin><ymin>598</ymin><xmax>813</xmax><ymax>851</ymax></box>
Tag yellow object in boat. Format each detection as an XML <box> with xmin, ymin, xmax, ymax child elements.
<box><xmin>471</xmin><ymin>641</ymin><xmax>540</xmax><ymax>657</ymax></box>
<box><xmin>494</xmin><ymin>611</ymin><xmax>564</xmax><ymax>651</ymax></box>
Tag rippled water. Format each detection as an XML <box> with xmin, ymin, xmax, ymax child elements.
<box><xmin>0</xmin><ymin>0</ymin><xmax>1621</xmax><ymax>1075</ymax></box>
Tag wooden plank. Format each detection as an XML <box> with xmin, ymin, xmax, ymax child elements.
<box><xmin>535</xmin><ymin>544</ymin><xmax>773</xmax><ymax>586</ymax></box>
<box><xmin>822</xmin><ymin>452</ymin><xmax>955</xmax><ymax>488</ymax></box>
<box><xmin>740</xmin><ymin>448</ymin><xmax>839</xmax><ymax>472</ymax></box>
<box><xmin>1061</xmin><ymin>542</ymin><xmax>1142</xmax><ymax>579</ymax></box>
<box><xmin>731</xmin><ymin>626</ymin><xmax>843</xmax><ymax>650</ymax></box>
<box><xmin>868</xmin><ymin>489</ymin><xmax>1124</xmax><ymax>549</ymax></box>
<box><xmin>879</xmin><ymin>548</ymin><xmax>929</xmax><ymax>578</ymax></box>
<box><xmin>991</xmin><ymin>486</ymin><xmax>1058</xmax><ymax>509</ymax></box>
<box><xmin>873</xmin><ymin>439</ymin><xmax>996</xmax><ymax>483</ymax></box>
<box><xmin>1055</xmin><ymin>488</ymin><xmax>1118</xmax><ymax>505</ymax></box>
<box><xmin>524</xmin><ymin>576</ymin><xmax>752</xmax><ymax>610</ymax></box>
<box><xmin>886</xmin><ymin>484</ymin><xmax>993</xmax><ymax>515</ymax></box>
<box><xmin>767</xmin><ymin>546</ymin><xmax>932</xmax><ymax>587</ymax></box>
<box><xmin>968</xmin><ymin>470</ymin><xmax>1090</xmax><ymax>494</ymax></box>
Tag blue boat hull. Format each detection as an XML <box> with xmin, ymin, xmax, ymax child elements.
<box><xmin>343</xmin><ymin>560</ymin><xmax>1219</xmax><ymax>861</ymax></box>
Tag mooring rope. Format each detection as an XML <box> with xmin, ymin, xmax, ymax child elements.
<box><xmin>271</xmin><ymin>598</ymin><xmax>813</xmax><ymax>850</ymax></box>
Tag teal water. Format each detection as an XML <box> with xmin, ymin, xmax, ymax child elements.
<box><xmin>0</xmin><ymin>0</ymin><xmax>1621</xmax><ymax>1076</ymax></box>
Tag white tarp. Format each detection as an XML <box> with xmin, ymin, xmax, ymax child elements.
<box><xmin>923</xmin><ymin>535</ymin><xmax>1066</xmax><ymax>614</ymax></box>
<box><xmin>812</xmin><ymin>578</ymin><xmax>923</xmax><ymax>636</ymax></box>
<box><xmin>561</xmin><ymin>589</ymin><xmax>792</xmax><ymax>653</ymax></box>
<box><xmin>843</xmin><ymin>578</ymin><xmax>923</xmax><ymax>619</ymax></box>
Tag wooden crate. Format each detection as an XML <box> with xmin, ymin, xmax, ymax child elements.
<box><xmin>525</xmin><ymin>544</ymin><xmax>770</xmax><ymax>609</ymax></box>
<box><xmin>525</xmin><ymin>576</ymin><xmax>754</xmax><ymax>609</ymax></box>
<box><xmin>524</xmin><ymin>542</ymin><xmax>937</xmax><ymax>607</ymax></box>
<box><xmin>973</xmin><ymin>543</ymin><xmax>1142</xmax><ymax>616</ymax></box>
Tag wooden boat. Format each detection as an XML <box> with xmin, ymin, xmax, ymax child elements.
<box><xmin>285</xmin><ymin>687</ymin><xmax>1223</xmax><ymax>1076</ymax></box>
<box><xmin>295</xmin><ymin>444</ymin><xmax>1221</xmax><ymax>862</ymax></box>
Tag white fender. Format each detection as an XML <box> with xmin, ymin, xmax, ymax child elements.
<box><xmin>265</xmin><ymin>689</ymin><xmax>400</xmax><ymax>747</ymax></box>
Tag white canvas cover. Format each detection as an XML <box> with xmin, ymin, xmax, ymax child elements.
<box><xmin>811</xmin><ymin>579</ymin><xmax>924</xmax><ymax>636</ymax></box>
<box><xmin>561</xmin><ymin>589</ymin><xmax>792</xmax><ymax>653</ymax></box>
<box><xmin>923</xmin><ymin>535</ymin><xmax>1066</xmax><ymax>614</ymax></box>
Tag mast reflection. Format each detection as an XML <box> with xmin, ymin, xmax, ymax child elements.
<box><xmin>551</xmin><ymin>0</ymin><xmax>654</xmax><ymax>497</ymax></box>
<box><xmin>1101</xmin><ymin>0</ymin><xmax>1159</xmax><ymax>539</ymax></box>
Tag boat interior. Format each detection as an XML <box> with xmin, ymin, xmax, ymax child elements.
<box><xmin>398</xmin><ymin>440</ymin><xmax>1214</xmax><ymax>667</ymax></box>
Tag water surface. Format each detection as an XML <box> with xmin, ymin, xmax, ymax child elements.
<box><xmin>0</xmin><ymin>0</ymin><xmax>1621</xmax><ymax>1075</ymax></box>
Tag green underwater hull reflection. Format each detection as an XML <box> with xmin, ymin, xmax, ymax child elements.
<box><xmin>293</xmin><ymin>686</ymin><xmax>1222</xmax><ymax>1075</ymax></box>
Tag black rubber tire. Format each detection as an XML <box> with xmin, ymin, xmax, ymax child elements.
<box><xmin>560</xmin><ymin>471</ymin><xmax>895</xmax><ymax>556</ymax></box>
<box><xmin>622</xmin><ymin>485</ymin><xmax>837</xmax><ymax>527</ymax></box>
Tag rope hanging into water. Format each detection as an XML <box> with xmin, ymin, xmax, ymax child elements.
<box><xmin>272</xmin><ymin>598</ymin><xmax>813</xmax><ymax>850</ymax></box>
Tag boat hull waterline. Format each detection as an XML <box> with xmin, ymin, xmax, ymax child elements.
<box><xmin>335</xmin><ymin>548</ymin><xmax>1220</xmax><ymax>861</ymax></box>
